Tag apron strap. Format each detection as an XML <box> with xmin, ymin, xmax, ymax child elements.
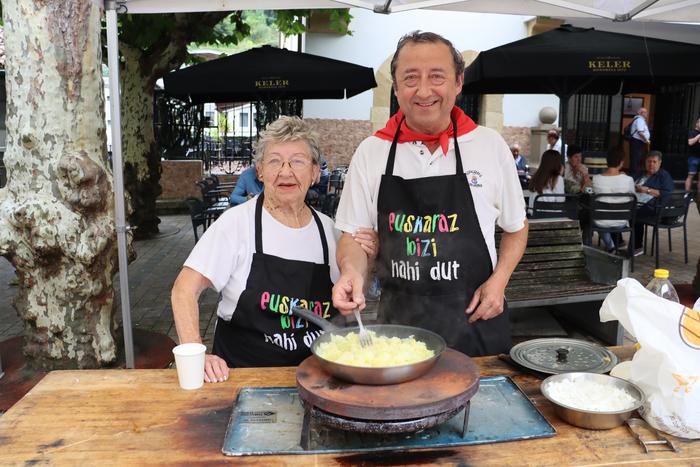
<box><xmin>385</xmin><ymin>115</ymin><xmax>463</xmax><ymax>175</ymax></box>
<box><xmin>385</xmin><ymin>115</ymin><xmax>404</xmax><ymax>175</ymax></box>
<box><xmin>308</xmin><ymin>205</ymin><xmax>330</xmax><ymax>266</ymax></box>
<box><xmin>254</xmin><ymin>193</ymin><xmax>265</xmax><ymax>254</ymax></box>
<box><xmin>452</xmin><ymin>117</ymin><xmax>464</xmax><ymax>174</ymax></box>
<box><xmin>254</xmin><ymin>192</ymin><xmax>330</xmax><ymax>265</ymax></box>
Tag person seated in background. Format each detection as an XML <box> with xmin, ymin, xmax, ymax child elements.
<box><xmin>564</xmin><ymin>144</ymin><xmax>591</xmax><ymax>194</ymax></box>
<box><xmin>528</xmin><ymin>149</ymin><xmax>564</xmax><ymax>214</ymax></box>
<box><xmin>229</xmin><ymin>165</ymin><xmax>263</xmax><ymax>206</ymax></box>
<box><xmin>632</xmin><ymin>150</ymin><xmax>674</xmax><ymax>256</ymax></box>
<box><xmin>591</xmin><ymin>147</ymin><xmax>636</xmax><ymax>253</ymax></box>
<box><xmin>306</xmin><ymin>156</ymin><xmax>331</xmax><ymax>204</ymax></box>
<box><xmin>511</xmin><ymin>143</ymin><xmax>530</xmax><ymax>189</ymax></box>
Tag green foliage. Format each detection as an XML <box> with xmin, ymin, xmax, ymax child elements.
<box><xmin>195</xmin><ymin>11</ymin><xmax>277</xmax><ymax>56</ymax></box>
<box><xmin>115</xmin><ymin>12</ymin><xmax>248</xmax><ymax>56</ymax></box>
<box><xmin>275</xmin><ymin>9</ymin><xmax>353</xmax><ymax>35</ymax></box>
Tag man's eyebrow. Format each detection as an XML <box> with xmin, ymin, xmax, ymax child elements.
<box><xmin>400</xmin><ymin>66</ymin><xmax>448</xmax><ymax>75</ymax></box>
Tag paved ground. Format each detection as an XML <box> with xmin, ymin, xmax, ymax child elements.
<box><xmin>1</xmin><ymin>203</ymin><xmax>699</xmax><ymax>350</ymax></box>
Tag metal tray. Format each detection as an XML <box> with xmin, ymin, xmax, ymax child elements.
<box><xmin>222</xmin><ymin>376</ymin><xmax>555</xmax><ymax>456</ymax></box>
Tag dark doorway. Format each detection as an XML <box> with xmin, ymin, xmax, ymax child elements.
<box><xmin>564</xmin><ymin>94</ymin><xmax>622</xmax><ymax>153</ymax></box>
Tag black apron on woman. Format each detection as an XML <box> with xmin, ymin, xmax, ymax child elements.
<box><xmin>213</xmin><ymin>194</ymin><xmax>339</xmax><ymax>367</ymax></box>
<box><xmin>376</xmin><ymin>117</ymin><xmax>511</xmax><ymax>356</ymax></box>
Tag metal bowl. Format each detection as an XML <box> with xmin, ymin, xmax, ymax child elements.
<box><xmin>541</xmin><ymin>372</ymin><xmax>645</xmax><ymax>430</ymax></box>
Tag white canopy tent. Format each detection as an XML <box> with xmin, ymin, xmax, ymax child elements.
<box><xmin>119</xmin><ymin>0</ymin><xmax>700</xmax><ymax>22</ymax></box>
<box><xmin>104</xmin><ymin>0</ymin><xmax>699</xmax><ymax>367</ymax></box>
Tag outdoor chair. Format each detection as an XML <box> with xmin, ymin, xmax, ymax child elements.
<box><xmin>641</xmin><ymin>192</ymin><xmax>692</xmax><ymax>269</ymax></box>
<box><xmin>320</xmin><ymin>192</ymin><xmax>341</xmax><ymax>219</ymax></box>
<box><xmin>196</xmin><ymin>178</ymin><xmax>230</xmax><ymax>206</ymax></box>
<box><xmin>585</xmin><ymin>193</ymin><xmax>637</xmax><ymax>272</ymax></box>
<box><xmin>184</xmin><ymin>197</ymin><xmax>218</xmax><ymax>243</ymax></box>
<box><xmin>530</xmin><ymin>193</ymin><xmax>580</xmax><ymax>220</ymax></box>
<box><xmin>328</xmin><ymin>168</ymin><xmax>347</xmax><ymax>194</ymax></box>
<box><xmin>208</xmin><ymin>174</ymin><xmax>235</xmax><ymax>190</ymax></box>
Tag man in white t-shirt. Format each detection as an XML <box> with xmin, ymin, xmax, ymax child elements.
<box><xmin>331</xmin><ymin>31</ymin><xmax>528</xmax><ymax>357</ymax></box>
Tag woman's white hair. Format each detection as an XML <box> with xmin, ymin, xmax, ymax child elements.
<box><xmin>253</xmin><ymin>116</ymin><xmax>321</xmax><ymax>165</ymax></box>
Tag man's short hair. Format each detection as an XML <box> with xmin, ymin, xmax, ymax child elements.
<box><xmin>390</xmin><ymin>31</ymin><xmax>465</xmax><ymax>85</ymax></box>
<box><xmin>606</xmin><ymin>147</ymin><xmax>624</xmax><ymax>167</ymax></box>
<box><xmin>567</xmin><ymin>144</ymin><xmax>582</xmax><ymax>158</ymax></box>
<box><xmin>646</xmin><ymin>150</ymin><xmax>662</xmax><ymax>161</ymax></box>
<box><xmin>547</xmin><ymin>129</ymin><xmax>559</xmax><ymax>138</ymax></box>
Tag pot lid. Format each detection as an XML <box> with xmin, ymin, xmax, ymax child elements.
<box><xmin>510</xmin><ymin>338</ymin><xmax>618</xmax><ymax>375</ymax></box>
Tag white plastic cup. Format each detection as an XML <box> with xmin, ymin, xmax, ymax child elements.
<box><xmin>172</xmin><ymin>343</ymin><xmax>206</xmax><ymax>390</ymax></box>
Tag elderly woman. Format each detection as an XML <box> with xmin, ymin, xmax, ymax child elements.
<box><xmin>172</xmin><ymin>116</ymin><xmax>377</xmax><ymax>383</ymax></box>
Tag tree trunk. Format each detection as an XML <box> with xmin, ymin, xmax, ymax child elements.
<box><xmin>120</xmin><ymin>45</ymin><xmax>162</xmax><ymax>240</ymax></box>
<box><xmin>0</xmin><ymin>1</ymin><xmax>119</xmax><ymax>369</ymax></box>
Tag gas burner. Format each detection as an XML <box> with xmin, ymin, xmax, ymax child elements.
<box><xmin>300</xmin><ymin>401</ymin><xmax>470</xmax><ymax>450</ymax></box>
<box><xmin>296</xmin><ymin>348</ymin><xmax>480</xmax><ymax>451</ymax></box>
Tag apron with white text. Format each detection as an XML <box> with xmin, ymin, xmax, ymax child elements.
<box><xmin>213</xmin><ymin>194</ymin><xmax>339</xmax><ymax>367</ymax></box>
<box><xmin>376</xmin><ymin>117</ymin><xmax>511</xmax><ymax>356</ymax></box>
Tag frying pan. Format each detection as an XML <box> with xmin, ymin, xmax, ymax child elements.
<box><xmin>292</xmin><ymin>306</ymin><xmax>446</xmax><ymax>385</ymax></box>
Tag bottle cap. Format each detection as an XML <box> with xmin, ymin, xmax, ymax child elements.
<box><xmin>653</xmin><ymin>269</ymin><xmax>670</xmax><ymax>278</ymax></box>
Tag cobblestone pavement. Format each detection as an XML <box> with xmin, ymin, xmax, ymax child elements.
<box><xmin>1</xmin><ymin>204</ymin><xmax>699</xmax><ymax>351</ymax></box>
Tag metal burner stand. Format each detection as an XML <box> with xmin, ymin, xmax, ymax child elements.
<box><xmin>299</xmin><ymin>401</ymin><xmax>471</xmax><ymax>451</ymax></box>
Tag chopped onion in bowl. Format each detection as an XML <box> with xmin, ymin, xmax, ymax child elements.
<box><xmin>316</xmin><ymin>331</ymin><xmax>435</xmax><ymax>368</ymax></box>
<box><xmin>547</xmin><ymin>378</ymin><xmax>637</xmax><ymax>412</ymax></box>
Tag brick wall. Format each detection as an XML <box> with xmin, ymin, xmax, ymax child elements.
<box><xmin>501</xmin><ymin>126</ymin><xmax>532</xmax><ymax>157</ymax></box>
<box><xmin>160</xmin><ymin>160</ymin><xmax>203</xmax><ymax>200</ymax></box>
<box><xmin>304</xmin><ymin>118</ymin><xmax>372</xmax><ymax>169</ymax></box>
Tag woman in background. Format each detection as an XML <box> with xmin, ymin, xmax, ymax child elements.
<box><xmin>528</xmin><ymin>149</ymin><xmax>564</xmax><ymax>214</ymax></box>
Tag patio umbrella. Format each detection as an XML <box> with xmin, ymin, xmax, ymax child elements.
<box><xmin>163</xmin><ymin>45</ymin><xmax>377</xmax><ymax>104</ymax></box>
<box><xmin>462</xmin><ymin>24</ymin><xmax>700</xmax><ymax>155</ymax></box>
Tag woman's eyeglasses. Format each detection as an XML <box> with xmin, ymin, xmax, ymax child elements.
<box><xmin>264</xmin><ymin>156</ymin><xmax>313</xmax><ymax>172</ymax></box>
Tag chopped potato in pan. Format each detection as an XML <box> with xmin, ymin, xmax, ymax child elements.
<box><xmin>316</xmin><ymin>331</ymin><xmax>435</xmax><ymax>367</ymax></box>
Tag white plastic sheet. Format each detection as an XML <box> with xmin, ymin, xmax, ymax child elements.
<box><xmin>600</xmin><ymin>278</ymin><xmax>700</xmax><ymax>439</ymax></box>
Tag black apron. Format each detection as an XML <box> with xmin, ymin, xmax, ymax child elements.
<box><xmin>212</xmin><ymin>194</ymin><xmax>339</xmax><ymax>367</ymax></box>
<box><xmin>376</xmin><ymin>117</ymin><xmax>511</xmax><ymax>357</ymax></box>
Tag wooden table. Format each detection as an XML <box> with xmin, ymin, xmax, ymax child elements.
<box><xmin>1</xmin><ymin>347</ymin><xmax>697</xmax><ymax>466</ymax></box>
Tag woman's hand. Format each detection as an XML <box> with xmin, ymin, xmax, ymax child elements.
<box><xmin>352</xmin><ymin>228</ymin><xmax>379</xmax><ymax>259</ymax></box>
<box><xmin>204</xmin><ymin>354</ymin><xmax>229</xmax><ymax>383</ymax></box>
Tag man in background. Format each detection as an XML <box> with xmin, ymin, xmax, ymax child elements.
<box><xmin>629</xmin><ymin>107</ymin><xmax>651</xmax><ymax>179</ymax></box>
<box><xmin>632</xmin><ymin>150</ymin><xmax>673</xmax><ymax>256</ymax></box>
<box><xmin>511</xmin><ymin>143</ymin><xmax>529</xmax><ymax>189</ymax></box>
<box><xmin>686</xmin><ymin>117</ymin><xmax>700</xmax><ymax>197</ymax></box>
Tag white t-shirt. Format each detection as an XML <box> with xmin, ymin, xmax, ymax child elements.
<box><xmin>528</xmin><ymin>176</ymin><xmax>565</xmax><ymax>212</ymax></box>
<box><xmin>184</xmin><ymin>197</ymin><xmax>340</xmax><ymax>321</ymax></box>
<box><xmin>631</xmin><ymin>116</ymin><xmax>650</xmax><ymax>142</ymax></box>
<box><xmin>335</xmin><ymin>126</ymin><xmax>526</xmax><ymax>268</ymax></box>
<box><xmin>592</xmin><ymin>173</ymin><xmax>636</xmax><ymax>227</ymax></box>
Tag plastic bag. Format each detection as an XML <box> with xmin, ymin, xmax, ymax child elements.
<box><xmin>600</xmin><ymin>278</ymin><xmax>700</xmax><ymax>439</ymax></box>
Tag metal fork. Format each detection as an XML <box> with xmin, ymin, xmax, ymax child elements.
<box><xmin>353</xmin><ymin>308</ymin><xmax>373</xmax><ymax>348</ymax></box>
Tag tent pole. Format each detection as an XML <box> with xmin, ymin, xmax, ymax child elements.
<box><xmin>106</xmin><ymin>3</ymin><xmax>135</xmax><ymax>369</ymax></box>
<box><xmin>559</xmin><ymin>94</ymin><xmax>570</xmax><ymax>162</ymax></box>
